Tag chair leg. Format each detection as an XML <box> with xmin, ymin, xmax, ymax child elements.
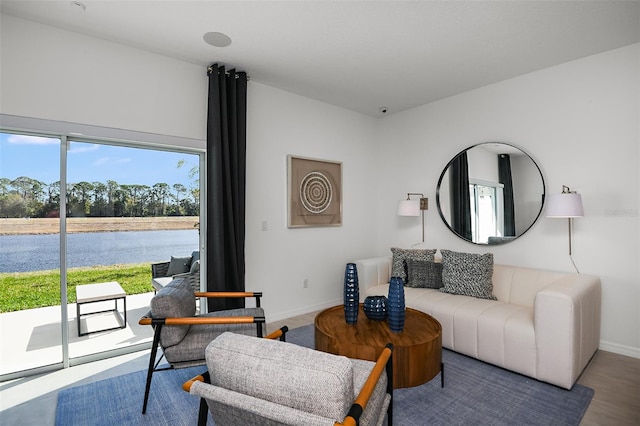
<box><xmin>197</xmin><ymin>398</ymin><xmax>208</xmax><ymax>426</ymax></box>
<box><xmin>142</xmin><ymin>324</ymin><xmax>162</xmax><ymax>414</ymax></box>
<box><xmin>386</xmin><ymin>350</ymin><xmax>394</xmax><ymax>426</ymax></box>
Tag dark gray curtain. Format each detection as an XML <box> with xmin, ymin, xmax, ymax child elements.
<box><xmin>498</xmin><ymin>154</ymin><xmax>516</xmax><ymax>236</ymax></box>
<box><xmin>206</xmin><ymin>64</ymin><xmax>247</xmax><ymax>312</ymax></box>
<box><xmin>449</xmin><ymin>152</ymin><xmax>472</xmax><ymax>240</ymax></box>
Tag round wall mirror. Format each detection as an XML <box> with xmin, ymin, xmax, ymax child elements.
<box><xmin>436</xmin><ymin>142</ymin><xmax>545</xmax><ymax>245</ymax></box>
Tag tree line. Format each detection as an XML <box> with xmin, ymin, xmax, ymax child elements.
<box><xmin>0</xmin><ymin>176</ymin><xmax>199</xmax><ymax>218</ymax></box>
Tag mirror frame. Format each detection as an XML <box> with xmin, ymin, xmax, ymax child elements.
<box><xmin>436</xmin><ymin>142</ymin><xmax>546</xmax><ymax>245</ymax></box>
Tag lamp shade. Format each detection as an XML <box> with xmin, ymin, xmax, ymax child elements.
<box><xmin>397</xmin><ymin>199</ymin><xmax>420</xmax><ymax>216</ymax></box>
<box><xmin>546</xmin><ymin>193</ymin><xmax>584</xmax><ymax>218</ymax></box>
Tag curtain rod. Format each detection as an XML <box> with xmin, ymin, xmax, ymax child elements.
<box><xmin>207</xmin><ymin>65</ymin><xmax>250</xmax><ymax>81</ymax></box>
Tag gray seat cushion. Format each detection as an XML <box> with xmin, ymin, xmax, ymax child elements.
<box><xmin>163</xmin><ymin>307</ymin><xmax>264</xmax><ymax>366</ymax></box>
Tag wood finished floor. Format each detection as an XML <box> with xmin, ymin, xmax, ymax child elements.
<box><xmin>269</xmin><ymin>311</ymin><xmax>640</xmax><ymax>426</ymax></box>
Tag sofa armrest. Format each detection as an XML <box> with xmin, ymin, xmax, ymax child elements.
<box><xmin>354</xmin><ymin>257</ymin><xmax>392</xmax><ymax>302</ymax></box>
<box><xmin>534</xmin><ymin>273</ymin><xmax>601</xmax><ymax>389</ymax></box>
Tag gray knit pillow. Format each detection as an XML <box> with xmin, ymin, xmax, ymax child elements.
<box><xmin>150</xmin><ymin>278</ymin><xmax>196</xmax><ymax>346</ymax></box>
<box><xmin>406</xmin><ymin>259</ymin><xmax>443</xmax><ymax>289</ymax></box>
<box><xmin>439</xmin><ymin>250</ymin><xmax>496</xmax><ymax>300</ymax></box>
<box><xmin>390</xmin><ymin>247</ymin><xmax>437</xmax><ymax>283</ymax></box>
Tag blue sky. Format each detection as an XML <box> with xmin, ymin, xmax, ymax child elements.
<box><xmin>0</xmin><ymin>132</ymin><xmax>199</xmax><ymax>187</ymax></box>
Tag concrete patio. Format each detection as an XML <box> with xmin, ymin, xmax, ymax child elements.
<box><xmin>0</xmin><ymin>293</ymin><xmax>155</xmax><ymax>377</ymax></box>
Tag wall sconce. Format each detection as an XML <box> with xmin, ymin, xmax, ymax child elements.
<box><xmin>397</xmin><ymin>193</ymin><xmax>428</xmax><ymax>243</ymax></box>
<box><xmin>546</xmin><ymin>185</ymin><xmax>584</xmax><ymax>272</ymax></box>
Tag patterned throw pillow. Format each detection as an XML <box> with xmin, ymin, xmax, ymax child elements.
<box><xmin>390</xmin><ymin>247</ymin><xmax>437</xmax><ymax>283</ymax></box>
<box><xmin>439</xmin><ymin>250</ymin><xmax>497</xmax><ymax>300</ymax></box>
<box><xmin>405</xmin><ymin>259</ymin><xmax>444</xmax><ymax>289</ymax></box>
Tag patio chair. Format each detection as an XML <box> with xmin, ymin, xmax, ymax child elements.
<box><xmin>138</xmin><ymin>277</ymin><xmax>269</xmax><ymax>414</ymax></box>
<box><xmin>151</xmin><ymin>251</ymin><xmax>200</xmax><ymax>292</ymax></box>
<box><xmin>183</xmin><ymin>332</ymin><xmax>394</xmax><ymax>426</ymax></box>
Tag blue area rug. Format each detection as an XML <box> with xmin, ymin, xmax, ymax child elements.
<box><xmin>56</xmin><ymin>324</ymin><xmax>593</xmax><ymax>425</ymax></box>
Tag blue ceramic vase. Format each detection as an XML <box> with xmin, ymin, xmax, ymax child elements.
<box><xmin>343</xmin><ymin>263</ymin><xmax>359</xmax><ymax>324</ymax></box>
<box><xmin>363</xmin><ymin>295</ymin><xmax>387</xmax><ymax>320</ymax></box>
<box><xmin>387</xmin><ymin>276</ymin><xmax>406</xmax><ymax>332</ymax></box>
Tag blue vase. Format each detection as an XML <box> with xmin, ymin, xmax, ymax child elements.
<box><xmin>363</xmin><ymin>296</ymin><xmax>387</xmax><ymax>320</ymax></box>
<box><xmin>343</xmin><ymin>263</ymin><xmax>359</xmax><ymax>324</ymax></box>
<box><xmin>387</xmin><ymin>276</ymin><xmax>405</xmax><ymax>332</ymax></box>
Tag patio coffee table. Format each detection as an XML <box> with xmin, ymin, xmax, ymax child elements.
<box><xmin>315</xmin><ymin>305</ymin><xmax>443</xmax><ymax>389</ymax></box>
<box><xmin>76</xmin><ymin>281</ymin><xmax>127</xmax><ymax>336</ymax></box>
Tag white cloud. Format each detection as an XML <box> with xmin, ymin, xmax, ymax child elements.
<box><xmin>68</xmin><ymin>144</ymin><xmax>100</xmax><ymax>154</ymax></box>
<box><xmin>93</xmin><ymin>157</ymin><xmax>132</xmax><ymax>166</ymax></box>
<box><xmin>7</xmin><ymin>134</ymin><xmax>59</xmax><ymax>145</ymax></box>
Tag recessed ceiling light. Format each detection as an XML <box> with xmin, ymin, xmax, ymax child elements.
<box><xmin>203</xmin><ymin>32</ymin><xmax>232</xmax><ymax>48</ymax></box>
<box><xmin>70</xmin><ymin>1</ymin><xmax>86</xmax><ymax>12</ymax></box>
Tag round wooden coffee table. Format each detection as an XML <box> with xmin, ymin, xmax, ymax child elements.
<box><xmin>315</xmin><ymin>305</ymin><xmax>442</xmax><ymax>389</ymax></box>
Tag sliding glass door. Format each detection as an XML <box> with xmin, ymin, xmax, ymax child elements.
<box><xmin>65</xmin><ymin>140</ymin><xmax>200</xmax><ymax>361</ymax></box>
<box><xmin>0</xmin><ymin>133</ymin><xmax>63</xmax><ymax>376</ymax></box>
<box><xmin>0</xmin><ymin>130</ymin><xmax>202</xmax><ymax>379</ymax></box>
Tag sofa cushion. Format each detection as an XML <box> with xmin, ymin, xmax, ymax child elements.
<box><xmin>439</xmin><ymin>250</ymin><xmax>497</xmax><ymax>300</ymax></box>
<box><xmin>390</xmin><ymin>247</ymin><xmax>436</xmax><ymax>283</ymax></box>
<box><xmin>206</xmin><ymin>332</ymin><xmax>354</xmax><ymax>422</ymax></box>
<box><xmin>406</xmin><ymin>259</ymin><xmax>443</xmax><ymax>289</ymax></box>
<box><xmin>166</xmin><ymin>255</ymin><xmax>192</xmax><ymax>275</ymax></box>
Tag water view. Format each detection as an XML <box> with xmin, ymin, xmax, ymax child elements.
<box><xmin>0</xmin><ymin>230</ymin><xmax>199</xmax><ymax>273</ymax></box>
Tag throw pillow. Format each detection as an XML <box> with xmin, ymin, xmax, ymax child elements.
<box><xmin>439</xmin><ymin>250</ymin><xmax>497</xmax><ymax>300</ymax></box>
<box><xmin>166</xmin><ymin>255</ymin><xmax>192</xmax><ymax>276</ymax></box>
<box><xmin>405</xmin><ymin>259</ymin><xmax>443</xmax><ymax>289</ymax></box>
<box><xmin>390</xmin><ymin>247</ymin><xmax>436</xmax><ymax>283</ymax></box>
<box><xmin>150</xmin><ymin>279</ymin><xmax>196</xmax><ymax>346</ymax></box>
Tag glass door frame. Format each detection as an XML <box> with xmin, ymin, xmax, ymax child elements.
<box><xmin>0</xmin><ymin>115</ymin><xmax>205</xmax><ymax>380</ymax></box>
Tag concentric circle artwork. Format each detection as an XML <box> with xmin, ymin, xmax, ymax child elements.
<box><xmin>299</xmin><ymin>171</ymin><xmax>333</xmax><ymax>214</ymax></box>
<box><xmin>288</xmin><ymin>155</ymin><xmax>342</xmax><ymax>228</ymax></box>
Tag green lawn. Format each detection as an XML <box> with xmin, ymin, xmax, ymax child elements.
<box><xmin>0</xmin><ymin>264</ymin><xmax>153</xmax><ymax>312</ymax></box>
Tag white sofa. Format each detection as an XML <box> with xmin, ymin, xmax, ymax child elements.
<box><xmin>356</xmin><ymin>255</ymin><xmax>601</xmax><ymax>389</ymax></box>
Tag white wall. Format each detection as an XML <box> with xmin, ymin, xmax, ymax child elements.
<box><xmin>2</xmin><ymin>14</ymin><xmax>638</xmax><ymax>356</ymax></box>
<box><xmin>0</xmin><ymin>15</ymin><xmax>207</xmax><ymax>143</ymax></box>
<box><xmin>374</xmin><ymin>43</ymin><xmax>640</xmax><ymax>357</ymax></box>
<box><xmin>0</xmin><ymin>14</ymin><xmax>378</xmax><ymax>323</ymax></box>
<box><xmin>245</xmin><ymin>84</ymin><xmax>378</xmax><ymax>320</ymax></box>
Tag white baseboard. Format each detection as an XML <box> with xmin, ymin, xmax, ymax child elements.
<box><xmin>266</xmin><ymin>298</ymin><xmax>341</xmax><ymax>324</ymax></box>
<box><xmin>599</xmin><ymin>340</ymin><xmax>640</xmax><ymax>359</ymax></box>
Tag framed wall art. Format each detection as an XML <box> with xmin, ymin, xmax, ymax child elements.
<box><xmin>287</xmin><ymin>155</ymin><xmax>342</xmax><ymax>228</ymax></box>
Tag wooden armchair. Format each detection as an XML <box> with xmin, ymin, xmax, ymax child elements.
<box><xmin>183</xmin><ymin>332</ymin><xmax>394</xmax><ymax>426</ymax></box>
<box><xmin>138</xmin><ymin>277</ymin><xmax>267</xmax><ymax>414</ymax></box>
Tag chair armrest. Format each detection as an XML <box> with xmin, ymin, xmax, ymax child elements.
<box><xmin>336</xmin><ymin>343</ymin><xmax>394</xmax><ymax>426</ymax></box>
<box><xmin>183</xmin><ymin>371</ymin><xmax>209</xmax><ymax>392</ymax></box>
<box><xmin>265</xmin><ymin>326</ymin><xmax>289</xmax><ymax>341</ymax></box>
<box><xmin>151</xmin><ymin>261</ymin><xmax>170</xmax><ymax>278</ymax></box>
<box><xmin>138</xmin><ymin>315</ymin><xmax>265</xmax><ymax>327</ymax></box>
<box><xmin>194</xmin><ymin>291</ymin><xmax>262</xmax><ymax>298</ymax></box>
<box><xmin>194</xmin><ymin>291</ymin><xmax>263</xmax><ymax>308</ymax></box>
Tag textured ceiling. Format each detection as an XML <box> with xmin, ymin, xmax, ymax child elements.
<box><xmin>2</xmin><ymin>1</ymin><xmax>639</xmax><ymax>117</ymax></box>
